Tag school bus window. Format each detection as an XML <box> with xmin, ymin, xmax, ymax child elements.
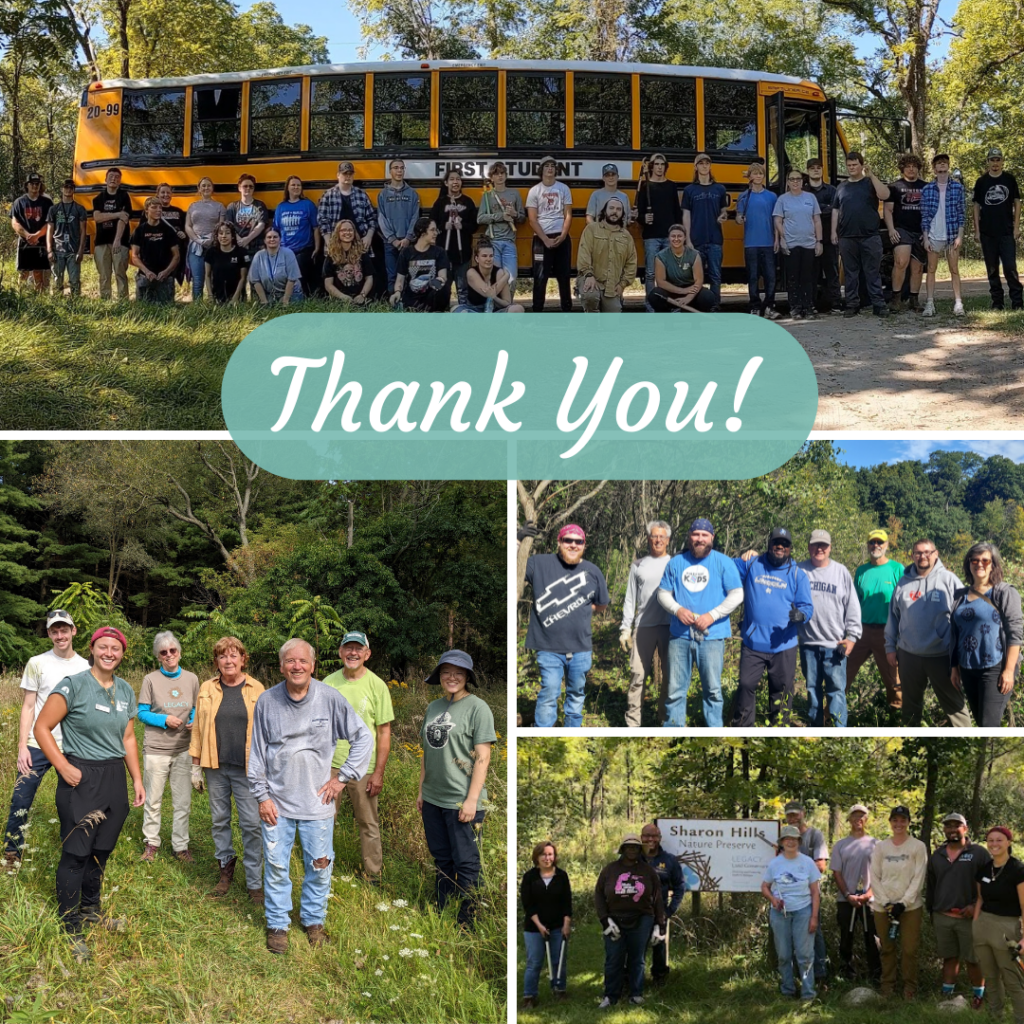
<box><xmin>703</xmin><ymin>80</ymin><xmax>758</xmax><ymax>157</ymax></box>
<box><xmin>309</xmin><ymin>76</ymin><xmax>365</xmax><ymax>151</ymax></box>
<box><xmin>640</xmin><ymin>75</ymin><xmax>696</xmax><ymax>153</ymax></box>
<box><xmin>249</xmin><ymin>78</ymin><xmax>301</xmax><ymax>154</ymax></box>
<box><xmin>121</xmin><ymin>88</ymin><xmax>185</xmax><ymax>157</ymax></box>
<box><xmin>574</xmin><ymin>73</ymin><xmax>631</xmax><ymax>149</ymax></box>
<box><xmin>192</xmin><ymin>85</ymin><xmax>241</xmax><ymax>155</ymax></box>
<box><xmin>440</xmin><ymin>72</ymin><xmax>497</xmax><ymax>148</ymax></box>
<box><xmin>373</xmin><ymin>73</ymin><xmax>431</xmax><ymax>149</ymax></box>
<box><xmin>784</xmin><ymin>107</ymin><xmax>822</xmax><ymax>171</ymax></box>
<box><xmin>506</xmin><ymin>72</ymin><xmax>565</xmax><ymax>148</ymax></box>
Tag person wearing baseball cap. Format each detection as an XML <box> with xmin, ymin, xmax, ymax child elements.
<box><xmin>3</xmin><ymin>610</ymin><xmax>89</xmax><ymax>869</ymax></box>
<box><xmin>797</xmin><ymin>530</ymin><xmax>862</xmax><ymax>727</ymax></box>
<box><xmin>317</xmin><ymin>160</ymin><xmax>375</xmax><ymax>247</ymax></box>
<box><xmin>33</xmin><ymin>625</ymin><xmax>143</xmax><ymax>963</ymax></box>
<box><xmin>418</xmin><ymin>650</ymin><xmax>496</xmax><ymax>929</ymax></box>
<box><xmin>322</xmin><ymin>631</ymin><xmax>394</xmax><ymax>885</ymax></box>
<box><xmin>762</xmin><ymin>823</ymin><xmax>821</xmax><ymax>1000</ymax></box>
<box><xmin>972</xmin><ymin>146</ymin><xmax>1022</xmax><ymax>310</ymax></box>
<box><xmin>526</xmin><ymin>156</ymin><xmax>573</xmax><ymax>312</ymax></box>
<box><xmin>830</xmin><ymin>804</ymin><xmax>881</xmax><ymax>983</ymax></box>
<box><xmin>927</xmin><ymin>812</ymin><xmax>990</xmax><ymax>1003</ymax></box>
<box><xmin>729</xmin><ymin>528</ymin><xmax>814</xmax><ymax>727</ymax></box>
<box><xmin>869</xmin><ymin>804</ymin><xmax>927</xmax><ymax>1000</ymax></box>
<box><xmin>523</xmin><ymin>525</ymin><xmax>609</xmax><ymax>727</ymax></box>
<box><xmin>585</xmin><ymin>163</ymin><xmax>633</xmax><ymax>225</ymax></box>
<box><xmin>657</xmin><ymin>518</ymin><xmax>743</xmax><ymax>727</ymax></box>
<box><xmin>847</xmin><ymin>530</ymin><xmax>904</xmax><ymax>714</ymax></box>
<box><xmin>682</xmin><ymin>154</ymin><xmax>728</xmax><ymax>308</ymax></box>
<box><xmin>11</xmin><ymin>172</ymin><xmax>53</xmax><ymax>292</ymax></box>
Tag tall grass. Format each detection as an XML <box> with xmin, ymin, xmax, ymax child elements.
<box><xmin>0</xmin><ymin>670</ymin><xmax>507</xmax><ymax>1024</ymax></box>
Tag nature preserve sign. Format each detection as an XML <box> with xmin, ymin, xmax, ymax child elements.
<box><xmin>656</xmin><ymin>819</ymin><xmax>780</xmax><ymax>893</ymax></box>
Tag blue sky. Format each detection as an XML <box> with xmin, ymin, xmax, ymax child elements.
<box><xmin>833</xmin><ymin>440</ymin><xmax>1024</xmax><ymax>469</ymax></box>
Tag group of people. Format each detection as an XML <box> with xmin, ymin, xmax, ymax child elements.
<box><xmin>15</xmin><ymin>148</ymin><xmax>1017</xmax><ymax>314</ymax></box>
<box><xmin>519</xmin><ymin>520</ymin><xmax>1022</xmax><ymax>729</ymax></box>
<box><xmin>3</xmin><ymin>609</ymin><xmax>495</xmax><ymax>961</ymax></box>
<box><xmin>521</xmin><ymin>803</ymin><xmax>1024</xmax><ymax>1017</ymax></box>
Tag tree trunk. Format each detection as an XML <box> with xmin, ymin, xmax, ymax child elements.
<box><xmin>920</xmin><ymin>745</ymin><xmax>938</xmax><ymax>844</ymax></box>
<box><xmin>970</xmin><ymin>739</ymin><xmax>987</xmax><ymax>834</ymax></box>
<box><xmin>347</xmin><ymin>499</ymin><xmax>354</xmax><ymax>548</ymax></box>
<box><xmin>118</xmin><ymin>0</ymin><xmax>131</xmax><ymax>77</ymax></box>
<box><xmin>10</xmin><ymin>56</ymin><xmax>23</xmax><ymax>197</ymax></box>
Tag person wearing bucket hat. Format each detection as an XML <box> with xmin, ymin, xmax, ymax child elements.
<box><xmin>729</xmin><ymin>528</ymin><xmax>814</xmax><ymax>727</ymax></box>
<box><xmin>586</xmin><ymin>164</ymin><xmax>633</xmax><ymax>225</ymax></box>
<box><xmin>4</xmin><ymin>609</ymin><xmax>89</xmax><ymax>868</ymax></box>
<box><xmin>323</xmin><ymin>631</ymin><xmax>395</xmax><ymax>884</ymax></box>
<box><xmin>418</xmin><ymin>650</ymin><xmax>496</xmax><ymax>928</ymax></box>
<box><xmin>972</xmin><ymin>147</ymin><xmax>1022</xmax><ymax>310</ymax></box>
<box><xmin>11</xmin><ymin>172</ymin><xmax>53</xmax><ymax>291</ymax></box>
<box><xmin>870</xmin><ymin>805</ymin><xmax>927</xmax><ymax>999</ymax></box>
<box><xmin>32</xmin><ymin>625</ymin><xmax>143</xmax><ymax>963</ymax></box>
<box><xmin>762</xmin><ymin>823</ymin><xmax>821</xmax><ymax>1000</ymax></box>
<box><xmin>526</xmin><ymin>158</ymin><xmax>573</xmax><ymax>312</ymax></box>
<box><xmin>785</xmin><ymin>801</ymin><xmax>829</xmax><ymax>986</ymax></box>
<box><xmin>830</xmin><ymin>805</ymin><xmax>881</xmax><ymax>983</ymax></box>
<box><xmin>927</xmin><ymin>812</ymin><xmax>989</xmax><ymax>1003</ymax></box>
<box><xmin>595</xmin><ymin>833</ymin><xmax>665</xmax><ymax>1008</ymax></box>
<box><xmin>524</xmin><ymin>525</ymin><xmax>609</xmax><ymax>727</ymax></box>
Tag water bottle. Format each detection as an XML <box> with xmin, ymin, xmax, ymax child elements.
<box><xmin>485</xmin><ymin>296</ymin><xmax>494</xmax><ymax>313</ymax></box>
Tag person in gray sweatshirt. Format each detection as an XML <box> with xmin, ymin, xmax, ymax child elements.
<box><xmin>884</xmin><ymin>538</ymin><xmax>971</xmax><ymax>727</ymax></box>
<box><xmin>377</xmin><ymin>158</ymin><xmax>421</xmax><ymax>291</ymax></box>
<box><xmin>797</xmin><ymin>530</ymin><xmax>862</xmax><ymax>727</ymax></box>
<box><xmin>619</xmin><ymin>521</ymin><xmax>672</xmax><ymax>728</ymax></box>
<box><xmin>249</xmin><ymin>637</ymin><xmax>372</xmax><ymax>954</ymax></box>
<box><xmin>477</xmin><ymin>161</ymin><xmax>526</xmax><ymax>288</ymax></box>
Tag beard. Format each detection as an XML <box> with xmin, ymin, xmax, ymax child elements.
<box><xmin>690</xmin><ymin>541</ymin><xmax>711</xmax><ymax>558</ymax></box>
<box><xmin>559</xmin><ymin>548</ymin><xmax>584</xmax><ymax>566</ymax></box>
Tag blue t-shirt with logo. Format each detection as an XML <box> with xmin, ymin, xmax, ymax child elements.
<box><xmin>525</xmin><ymin>553</ymin><xmax>610</xmax><ymax>653</ymax></box>
<box><xmin>659</xmin><ymin>551</ymin><xmax>743</xmax><ymax>640</ymax></box>
<box><xmin>763</xmin><ymin>852</ymin><xmax>821</xmax><ymax>911</ymax></box>
<box><xmin>273</xmin><ymin>198</ymin><xmax>318</xmax><ymax>251</ymax></box>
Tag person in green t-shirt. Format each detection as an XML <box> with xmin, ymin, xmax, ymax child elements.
<box><xmin>847</xmin><ymin>529</ymin><xmax>905</xmax><ymax>712</ymax></box>
<box><xmin>323</xmin><ymin>630</ymin><xmax>394</xmax><ymax>883</ymax></box>
<box><xmin>418</xmin><ymin>649</ymin><xmax>497</xmax><ymax>928</ymax></box>
<box><xmin>33</xmin><ymin>626</ymin><xmax>143</xmax><ymax>964</ymax></box>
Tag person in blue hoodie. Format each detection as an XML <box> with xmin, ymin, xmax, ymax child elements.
<box><xmin>729</xmin><ymin>527</ymin><xmax>814</xmax><ymax>727</ymax></box>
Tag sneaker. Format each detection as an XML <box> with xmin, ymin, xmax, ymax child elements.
<box><xmin>629</xmin><ymin>996</ymin><xmax>644</xmax><ymax>1006</ymax></box>
<box><xmin>80</xmin><ymin>905</ymin><xmax>126</xmax><ymax>932</ymax></box>
<box><xmin>828</xmin><ymin>306</ymin><xmax>845</xmax><ymax>316</ymax></box>
<box><xmin>67</xmin><ymin>932</ymin><xmax>90</xmax><ymax>963</ymax></box>
<box><xmin>793</xmin><ymin>310</ymin><xmax>806</xmax><ymax>320</ymax></box>
<box><xmin>141</xmin><ymin>844</ymin><xmax>158</xmax><ymax>862</ymax></box>
<box><xmin>174</xmin><ymin>848</ymin><xmax>194</xmax><ymax>863</ymax></box>
<box><xmin>302</xmin><ymin>923</ymin><xmax>328</xmax><ymax>946</ymax></box>
<box><xmin>953</xmin><ymin>302</ymin><xmax>966</xmax><ymax>316</ymax></box>
<box><xmin>873</xmin><ymin>305</ymin><xmax>890</xmax><ymax>318</ymax></box>
<box><xmin>266</xmin><ymin>928</ymin><xmax>288</xmax><ymax>955</ymax></box>
<box><xmin>598</xmin><ymin>997</ymin><xmax>613</xmax><ymax>1009</ymax></box>
<box><xmin>921</xmin><ymin>300</ymin><xmax>935</xmax><ymax>317</ymax></box>
<box><xmin>764</xmin><ymin>308</ymin><xmax>781</xmax><ymax>321</ymax></box>
<box><xmin>748</xmin><ymin>308</ymin><xmax>762</xmax><ymax>315</ymax></box>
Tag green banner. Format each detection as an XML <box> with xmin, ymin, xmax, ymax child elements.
<box><xmin>222</xmin><ymin>313</ymin><xmax>818</xmax><ymax>479</ymax></box>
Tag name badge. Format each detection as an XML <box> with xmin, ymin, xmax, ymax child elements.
<box><xmin>981</xmin><ymin>877</ymin><xmax>992</xmax><ymax>884</ymax></box>
<box><xmin>95</xmin><ymin>703</ymin><xmax>111</xmax><ymax>713</ymax></box>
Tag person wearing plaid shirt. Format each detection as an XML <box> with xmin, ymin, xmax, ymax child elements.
<box><xmin>317</xmin><ymin>161</ymin><xmax>376</xmax><ymax>247</ymax></box>
<box><xmin>920</xmin><ymin>154</ymin><xmax>967</xmax><ymax>317</ymax></box>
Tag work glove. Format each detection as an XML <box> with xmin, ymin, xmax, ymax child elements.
<box><xmin>788</xmin><ymin>607</ymin><xmax>806</xmax><ymax>624</ymax></box>
<box><xmin>517</xmin><ymin>521</ymin><xmax>539</xmax><ymax>542</ymax></box>
<box><xmin>890</xmin><ymin>902</ymin><xmax>905</xmax><ymax>920</ymax></box>
<box><xmin>603</xmin><ymin>920</ymin><xmax>621</xmax><ymax>941</ymax></box>
<box><xmin>652</xmin><ymin>925</ymin><xmax>665</xmax><ymax>945</ymax></box>
<box><xmin>619</xmin><ymin>630</ymin><xmax>633</xmax><ymax>652</ymax></box>
<box><xmin>191</xmin><ymin>765</ymin><xmax>205</xmax><ymax>792</ymax></box>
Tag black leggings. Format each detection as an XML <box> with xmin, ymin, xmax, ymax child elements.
<box><xmin>56</xmin><ymin>847</ymin><xmax>112</xmax><ymax>932</ymax></box>
<box><xmin>960</xmin><ymin>664</ymin><xmax>1012</xmax><ymax>726</ymax></box>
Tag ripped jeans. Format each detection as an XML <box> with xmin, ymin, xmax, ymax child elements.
<box><xmin>261</xmin><ymin>815</ymin><xmax>334</xmax><ymax>931</ymax></box>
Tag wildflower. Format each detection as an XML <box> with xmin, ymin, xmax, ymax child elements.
<box><xmin>410</xmin><ymin>933</ymin><xmax>424</xmax><ymax>938</ymax></box>
<box><xmin>339</xmin><ymin>874</ymin><xmax>353</xmax><ymax>881</ymax></box>
<box><xmin>391</xmin><ymin>899</ymin><xmax>408</xmax><ymax>908</ymax></box>
<box><xmin>389</xmin><ymin>925</ymin><xmax>400</xmax><ymax>931</ymax></box>
<box><xmin>375</xmin><ymin>969</ymin><xmax>384</xmax><ymax>976</ymax></box>
<box><xmin>362</xmin><ymin>991</ymin><xmax>371</xmax><ymax>997</ymax></box>
<box><xmin>382</xmin><ymin>955</ymin><xmax>390</xmax><ymax>961</ymax></box>
<box><xmin>416</xmin><ymin>949</ymin><xmax>429</xmax><ymax>957</ymax></box>
<box><xmin>376</xmin><ymin>902</ymin><xmax>391</xmax><ymax>912</ymax></box>
<box><xmin>48</xmin><ymin>819</ymin><xmax>58</xmax><ymax>824</ymax></box>
<box><xmin>110</xmin><ymin>885</ymin><xmax>119</xmax><ymax>893</ymax></box>
<box><xmin>399</xmin><ymin>948</ymin><xmax>413</xmax><ymax>957</ymax></box>
<box><xmin>355</xmin><ymin>949</ymin><xmax>362</xmax><ymax>954</ymax></box>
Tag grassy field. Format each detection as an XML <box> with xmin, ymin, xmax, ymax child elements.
<box><xmin>0</xmin><ymin>670</ymin><xmax>507</xmax><ymax>1024</ymax></box>
<box><xmin>516</xmin><ymin>618</ymin><xmax>1022</xmax><ymax>728</ymax></box>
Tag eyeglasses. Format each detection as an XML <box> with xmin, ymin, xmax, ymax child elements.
<box><xmin>970</xmin><ymin>558</ymin><xmax>993</xmax><ymax>566</ymax></box>
<box><xmin>787</xmin><ymin>176</ymin><xmax>804</xmax><ymax>182</ymax></box>
<box><xmin>561</xmin><ymin>538</ymin><xmax>585</xmax><ymax>546</ymax></box>
<box><xmin>914</xmin><ymin>550</ymin><xmax>935</xmax><ymax>557</ymax></box>
<box><xmin>158</xmin><ymin>649</ymin><xmax>179</xmax><ymax>657</ymax></box>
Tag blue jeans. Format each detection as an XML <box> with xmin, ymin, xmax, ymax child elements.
<box><xmin>490</xmin><ymin>239</ymin><xmax>518</xmax><ymax>287</ymax></box>
<box><xmin>4</xmin><ymin>746</ymin><xmax>52</xmax><ymax>854</ymax></box>
<box><xmin>187</xmin><ymin>247</ymin><xmax>207</xmax><ymax>300</ymax></box>
<box><xmin>385</xmin><ymin>242</ymin><xmax>403</xmax><ymax>292</ymax></box>
<box><xmin>665</xmin><ymin>635</ymin><xmax>725</xmax><ymax>727</ymax></box>
<box><xmin>644</xmin><ymin>237</ymin><xmax>670</xmax><ymax>310</ymax></box>
<box><xmin>604</xmin><ymin>915</ymin><xmax>654</xmax><ymax>1001</ymax></box>
<box><xmin>770</xmin><ymin>905</ymin><xmax>815</xmax><ymax>998</ymax></box>
<box><xmin>261</xmin><ymin>816</ymin><xmax>334</xmax><ymax>931</ymax></box>
<box><xmin>744</xmin><ymin>246</ymin><xmax>776</xmax><ymax>312</ymax></box>
<box><xmin>421</xmin><ymin>801</ymin><xmax>485</xmax><ymax>927</ymax></box>
<box><xmin>523</xmin><ymin>930</ymin><xmax>568</xmax><ymax>996</ymax></box>
<box><xmin>695</xmin><ymin>242</ymin><xmax>723</xmax><ymax>305</ymax></box>
<box><xmin>801</xmin><ymin>645</ymin><xmax>849</xmax><ymax>727</ymax></box>
<box><xmin>206</xmin><ymin>764</ymin><xmax>263</xmax><ymax>886</ymax></box>
<box><xmin>534</xmin><ymin>650</ymin><xmax>592</xmax><ymax>728</ymax></box>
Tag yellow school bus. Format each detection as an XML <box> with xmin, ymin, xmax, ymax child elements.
<box><xmin>74</xmin><ymin>59</ymin><xmax>850</xmax><ymax>279</ymax></box>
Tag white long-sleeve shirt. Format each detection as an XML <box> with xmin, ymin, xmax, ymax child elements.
<box><xmin>621</xmin><ymin>554</ymin><xmax>671</xmax><ymax>631</ymax></box>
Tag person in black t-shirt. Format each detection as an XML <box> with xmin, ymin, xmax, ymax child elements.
<box><xmin>884</xmin><ymin>154</ymin><xmax>926</xmax><ymax>311</ymax></box>
<box><xmin>10</xmin><ymin>173</ymin><xmax>53</xmax><ymax>290</ymax></box>
<box><xmin>430</xmin><ymin>171</ymin><xmax>477</xmax><ymax>306</ymax></box>
<box><xmin>972</xmin><ymin>148</ymin><xmax>1023</xmax><ymax>310</ymax></box>
<box><xmin>156</xmin><ymin>183</ymin><xmax>188</xmax><ymax>290</ymax></box>
<box><xmin>204</xmin><ymin>223</ymin><xmax>251</xmax><ymax>304</ymax></box>
<box><xmin>323</xmin><ymin>219</ymin><xmax>374</xmax><ymax>305</ymax></box>
<box><xmin>636</xmin><ymin>153</ymin><xmax>683</xmax><ymax>311</ymax></box>
<box><xmin>806</xmin><ymin>159</ymin><xmax>842</xmax><ymax>313</ymax></box>
<box><xmin>973</xmin><ymin>826</ymin><xmax>1024</xmax><ymax>1018</ymax></box>
<box><xmin>130</xmin><ymin>197</ymin><xmax>180</xmax><ymax>303</ymax></box>
<box><xmin>390</xmin><ymin>217</ymin><xmax>451</xmax><ymax>312</ymax></box>
<box><xmin>92</xmin><ymin>167</ymin><xmax>133</xmax><ymax>300</ymax></box>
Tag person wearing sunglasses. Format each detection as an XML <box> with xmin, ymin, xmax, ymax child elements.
<box><xmin>950</xmin><ymin>542</ymin><xmax>1023</xmax><ymax>726</ymax></box>
<box><xmin>139</xmin><ymin>631</ymin><xmax>200</xmax><ymax>862</ymax></box>
<box><xmin>847</xmin><ymin>530</ymin><xmax>905</xmax><ymax>713</ymax></box>
<box><xmin>523</xmin><ymin>525</ymin><xmax>609</xmax><ymax>728</ymax></box>
<box><xmin>972</xmin><ymin>147</ymin><xmax>1022</xmax><ymax>311</ymax></box>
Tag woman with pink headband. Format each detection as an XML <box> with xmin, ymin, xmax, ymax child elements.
<box><xmin>33</xmin><ymin>626</ymin><xmax>144</xmax><ymax>963</ymax></box>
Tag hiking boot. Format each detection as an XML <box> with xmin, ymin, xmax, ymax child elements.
<box><xmin>174</xmin><ymin>848</ymin><xmax>194</xmax><ymax>863</ymax></box>
<box><xmin>3</xmin><ymin>851</ymin><xmax>20</xmax><ymax>871</ymax></box>
<box><xmin>266</xmin><ymin>928</ymin><xmax>288</xmax><ymax>954</ymax></box>
<box><xmin>921</xmin><ymin>300</ymin><xmax>935</xmax><ymax>317</ymax></box>
<box><xmin>908</xmin><ymin>294</ymin><xmax>921</xmax><ymax>311</ymax></box>
<box><xmin>873</xmin><ymin>305</ymin><xmax>890</xmax><ymax>318</ymax></box>
<box><xmin>80</xmin><ymin>905</ymin><xmax>126</xmax><ymax>932</ymax></box>
<box><xmin>141</xmin><ymin>843</ymin><xmax>158</xmax><ymax>862</ymax></box>
<box><xmin>210</xmin><ymin>856</ymin><xmax>236</xmax><ymax>897</ymax></box>
<box><xmin>67</xmin><ymin>932</ymin><xmax>90</xmax><ymax>963</ymax></box>
<box><xmin>888</xmin><ymin>296</ymin><xmax>904</xmax><ymax>312</ymax></box>
<box><xmin>843</xmin><ymin>306</ymin><xmax>860</xmax><ymax>318</ymax></box>
<box><xmin>302</xmin><ymin>923</ymin><xmax>327</xmax><ymax>946</ymax></box>
<box><xmin>248</xmin><ymin>888</ymin><xmax>265</xmax><ymax>906</ymax></box>
<box><xmin>522</xmin><ymin>996</ymin><xmax>537</xmax><ymax>1009</ymax></box>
